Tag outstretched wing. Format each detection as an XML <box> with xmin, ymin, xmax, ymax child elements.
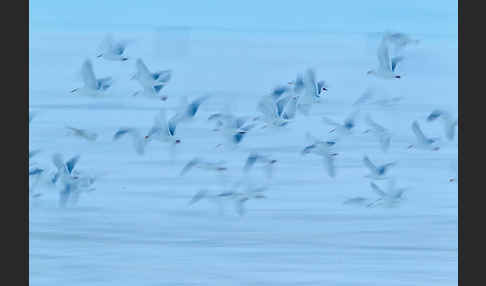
<box><xmin>391</xmin><ymin>56</ymin><xmax>404</xmax><ymax>72</ymax></box>
<box><xmin>81</xmin><ymin>60</ymin><xmax>98</xmax><ymax>89</ymax></box>
<box><xmin>244</xmin><ymin>153</ymin><xmax>258</xmax><ymax>172</ymax></box>
<box><xmin>135</xmin><ymin>58</ymin><xmax>152</xmax><ymax>79</ymax></box>
<box><xmin>363</xmin><ymin>156</ymin><xmax>378</xmax><ymax>173</ymax></box>
<box><xmin>188</xmin><ymin>189</ymin><xmax>208</xmax><ymax>205</ymax></box>
<box><xmin>97</xmin><ymin>77</ymin><xmax>113</xmax><ymax>91</ymax></box>
<box><xmin>411</xmin><ymin>121</ymin><xmax>428</xmax><ymax>144</ymax></box>
<box><xmin>370</xmin><ymin>182</ymin><xmax>386</xmax><ymax>197</ymax></box>
<box><xmin>113</xmin><ymin>128</ymin><xmax>134</xmax><ymax>140</ymax></box>
<box><xmin>66</xmin><ymin>155</ymin><xmax>80</xmax><ymax>174</ymax></box>
<box><xmin>180</xmin><ymin>158</ymin><xmax>199</xmax><ymax>176</ymax></box>
<box><xmin>377</xmin><ymin>38</ymin><xmax>392</xmax><ymax>72</ymax></box>
<box><xmin>323</xmin><ymin>153</ymin><xmax>336</xmax><ymax>178</ymax></box>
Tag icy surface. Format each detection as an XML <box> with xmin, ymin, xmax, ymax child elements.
<box><xmin>29</xmin><ymin>22</ymin><xmax>457</xmax><ymax>286</ymax></box>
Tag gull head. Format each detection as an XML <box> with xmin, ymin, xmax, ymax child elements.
<box><xmin>395</xmin><ymin>75</ymin><xmax>401</xmax><ymax>79</ymax></box>
<box><xmin>97</xmin><ymin>54</ymin><xmax>103</xmax><ymax>58</ymax></box>
<box><xmin>175</xmin><ymin>139</ymin><xmax>181</xmax><ymax>144</ymax></box>
<box><xmin>366</xmin><ymin>70</ymin><xmax>375</xmax><ymax>75</ymax></box>
<box><xmin>121</xmin><ymin>57</ymin><xmax>129</xmax><ymax>61</ymax></box>
<box><xmin>270</xmin><ymin>159</ymin><xmax>277</xmax><ymax>164</ymax></box>
<box><xmin>70</xmin><ymin>88</ymin><xmax>79</xmax><ymax>93</ymax></box>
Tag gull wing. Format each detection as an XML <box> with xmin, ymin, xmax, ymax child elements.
<box><xmin>135</xmin><ymin>58</ymin><xmax>152</xmax><ymax>79</ymax></box>
<box><xmin>281</xmin><ymin>95</ymin><xmax>298</xmax><ymax>120</ymax></box>
<box><xmin>66</xmin><ymin>155</ymin><xmax>80</xmax><ymax>174</ymax></box>
<box><xmin>377</xmin><ymin>38</ymin><xmax>392</xmax><ymax>72</ymax></box>
<box><xmin>379</xmin><ymin>134</ymin><xmax>391</xmax><ymax>152</ymax></box>
<box><xmin>97</xmin><ymin>77</ymin><xmax>113</xmax><ymax>91</ymax></box>
<box><xmin>189</xmin><ymin>189</ymin><xmax>208</xmax><ymax>205</ymax></box>
<box><xmin>244</xmin><ymin>153</ymin><xmax>258</xmax><ymax>172</ymax></box>
<box><xmin>275</xmin><ymin>95</ymin><xmax>291</xmax><ymax>117</ymax></box>
<box><xmin>298</xmin><ymin>69</ymin><xmax>316</xmax><ymax>115</ymax></box>
<box><xmin>180</xmin><ymin>158</ymin><xmax>199</xmax><ymax>176</ymax></box>
<box><xmin>445</xmin><ymin>120</ymin><xmax>458</xmax><ymax>140</ymax></box>
<box><xmin>81</xmin><ymin>60</ymin><xmax>98</xmax><ymax>90</ymax></box>
<box><xmin>344</xmin><ymin>110</ymin><xmax>360</xmax><ymax>127</ymax></box>
<box><xmin>293</xmin><ymin>74</ymin><xmax>305</xmax><ymax>93</ymax></box>
<box><xmin>391</xmin><ymin>56</ymin><xmax>404</xmax><ymax>72</ymax></box>
<box><xmin>323</xmin><ymin>153</ymin><xmax>336</xmax><ymax>178</ymax></box>
<box><xmin>411</xmin><ymin>121</ymin><xmax>428</xmax><ymax>144</ymax></box>
<box><xmin>113</xmin><ymin>128</ymin><xmax>136</xmax><ymax>140</ymax></box>
<box><xmin>365</xmin><ymin>114</ymin><xmax>385</xmax><ymax>132</ymax></box>
<box><xmin>370</xmin><ymin>182</ymin><xmax>386</xmax><ymax>197</ymax></box>
<box><xmin>363</xmin><ymin>156</ymin><xmax>378</xmax><ymax>173</ymax></box>
<box><xmin>167</xmin><ymin>114</ymin><xmax>179</xmax><ymax>137</ymax></box>
<box><xmin>152</xmin><ymin>69</ymin><xmax>172</xmax><ymax>83</ymax></box>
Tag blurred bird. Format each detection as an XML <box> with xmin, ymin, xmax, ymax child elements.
<box><xmin>322</xmin><ymin>109</ymin><xmax>360</xmax><ymax>137</ymax></box>
<box><xmin>408</xmin><ymin>121</ymin><xmax>440</xmax><ymax>151</ymax></box>
<box><xmin>367</xmin><ymin>36</ymin><xmax>403</xmax><ymax>79</ymax></box>
<box><xmin>362</xmin><ymin>155</ymin><xmax>396</xmax><ymax>180</ymax></box>
<box><xmin>71</xmin><ymin>59</ymin><xmax>113</xmax><ymax>96</ymax></box>
<box><xmin>243</xmin><ymin>152</ymin><xmax>277</xmax><ymax>178</ymax></box>
<box><xmin>131</xmin><ymin>58</ymin><xmax>171</xmax><ymax>99</ymax></box>
<box><xmin>367</xmin><ymin>179</ymin><xmax>408</xmax><ymax>207</ymax></box>
<box><xmin>113</xmin><ymin>128</ymin><xmax>147</xmax><ymax>155</ymax></box>
<box><xmin>301</xmin><ymin>133</ymin><xmax>338</xmax><ymax>178</ymax></box>
<box><xmin>363</xmin><ymin>114</ymin><xmax>391</xmax><ymax>152</ymax></box>
<box><xmin>97</xmin><ymin>34</ymin><xmax>130</xmax><ymax>61</ymax></box>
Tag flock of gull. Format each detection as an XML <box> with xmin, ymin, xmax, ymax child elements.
<box><xmin>29</xmin><ymin>32</ymin><xmax>458</xmax><ymax>215</ymax></box>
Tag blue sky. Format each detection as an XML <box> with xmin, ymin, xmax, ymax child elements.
<box><xmin>30</xmin><ymin>0</ymin><xmax>457</xmax><ymax>35</ymax></box>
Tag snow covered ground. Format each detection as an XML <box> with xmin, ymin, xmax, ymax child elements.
<box><xmin>29</xmin><ymin>24</ymin><xmax>457</xmax><ymax>286</ymax></box>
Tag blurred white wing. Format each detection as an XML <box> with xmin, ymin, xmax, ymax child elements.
<box><xmin>411</xmin><ymin>121</ymin><xmax>428</xmax><ymax>144</ymax></box>
<box><xmin>81</xmin><ymin>60</ymin><xmax>98</xmax><ymax>90</ymax></box>
<box><xmin>363</xmin><ymin>156</ymin><xmax>378</xmax><ymax>174</ymax></box>
<box><xmin>377</xmin><ymin>38</ymin><xmax>392</xmax><ymax>72</ymax></box>
<box><xmin>135</xmin><ymin>58</ymin><xmax>152</xmax><ymax>79</ymax></box>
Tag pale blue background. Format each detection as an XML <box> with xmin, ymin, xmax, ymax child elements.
<box><xmin>30</xmin><ymin>0</ymin><xmax>457</xmax><ymax>35</ymax></box>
